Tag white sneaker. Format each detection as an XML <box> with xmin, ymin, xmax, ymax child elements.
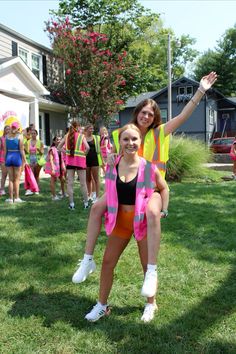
<box><xmin>141</xmin><ymin>302</ymin><xmax>158</xmax><ymax>322</ymax></box>
<box><xmin>14</xmin><ymin>198</ymin><xmax>25</xmax><ymax>203</ymax></box>
<box><xmin>92</xmin><ymin>192</ymin><xmax>96</xmax><ymax>201</ymax></box>
<box><xmin>34</xmin><ymin>192</ymin><xmax>39</xmax><ymax>195</ymax></box>
<box><xmin>141</xmin><ymin>270</ymin><xmax>158</xmax><ymax>297</ymax></box>
<box><xmin>0</xmin><ymin>190</ymin><xmax>6</xmax><ymax>196</ymax></box>
<box><xmin>92</xmin><ymin>197</ymin><xmax>98</xmax><ymax>204</ymax></box>
<box><xmin>72</xmin><ymin>258</ymin><xmax>96</xmax><ymax>283</ymax></box>
<box><xmin>25</xmin><ymin>190</ymin><xmax>34</xmax><ymax>196</ymax></box>
<box><xmin>52</xmin><ymin>195</ymin><xmax>60</xmax><ymax>201</ymax></box>
<box><xmin>84</xmin><ymin>202</ymin><xmax>89</xmax><ymax>209</ymax></box>
<box><xmin>85</xmin><ymin>302</ymin><xmax>110</xmax><ymax>322</ymax></box>
<box><xmin>5</xmin><ymin>198</ymin><xmax>13</xmax><ymax>203</ymax></box>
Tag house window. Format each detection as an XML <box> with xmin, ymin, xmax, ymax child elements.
<box><xmin>19</xmin><ymin>46</ymin><xmax>42</xmax><ymax>81</ymax></box>
<box><xmin>186</xmin><ymin>86</ymin><xmax>193</xmax><ymax>95</ymax></box>
<box><xmin>160</xmin><ymin>109</ymin><xmax>167</xmax><ymax>123</ymax></box>
<box><xmin>19</xmin><ymin>47</ymin><xmax>29</xmax><ymax>65</ymax></box>
<box><xmin>178</xmin><ymin>86</ymin><xmax>193</xmax><ymax>95</ymax></box>
<box><xmin>31</xmin><ymin>53</ymin><xmax>41</xmax><ymax>80</ymax></box>
<box><xmin>178</xmin><ymin>87</ymin><xmax>185</xmax><ymax>95</ymax></box>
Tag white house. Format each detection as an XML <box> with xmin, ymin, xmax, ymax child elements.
<box><xmin>0</xmin><ymin>23</ymin><xmax>68</xmax><ymax>145</ymax></box>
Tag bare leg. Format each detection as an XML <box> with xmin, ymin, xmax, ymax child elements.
<box><xmin>1</xmin><ymin>164</ymin><xmax>8</xmax><ymax>191</ymax></box>
<box><xmin>138</xmin><ymin>237</ymin><xmax>156</xmax><ymax>304</ymax></box>
<box><xmin>99</xmin><ymin>235</ymin><xmax>130</xmax><ymax>304</ymax></box>
<box><xmin>13</xmin><ymin>167</ymin><xmax>21</xmax><ymax>199</ymax></box>
<box><xmin>7</xmin><ymin>167</ymin><xmax>14</xmax><ymax>199</ymax></box>
<box><xmin>86</xmin><ymin>167</ymin><xmax>92</xmax><ymax>196</ymax></box>
<box><xmin>91</xmin><ymin>166</ymin><xmax>100</xmax><ymax>198</ymax></box>
<box><xmin>77</xmin><ymin>169</ymin><xmax>88</xmax><ymax>203</ymax></box>
<box><xmin>34</xmin><ymin>164</ymin><xmax>42</xmax><ymax>186</ymax></box>
<box><xmin>85</xmin><ymin>194</ymin><xmax>107</xmax><ymax>254</ymax></box>
<box><xmin>60</xmin><ymin>176</ymin><xmax>65</xmax><ymax>195</ymax></box>
<box><xmin>67</xmin><ymin>169</ymin><xmax>75</xmax><ymax>204</ymax></box>
<box><xmin>146</xmin><ymin>193</ymin><xmax>162</xmax><ymax>265</ymax></box>
<box><xmin>50</xmin><ymin>176</ymin><xmax>57</xmax><ymax>197</ymax></box>
<box><xmin>233</xmin><ymin>161</ymin><xmax>236</xmax><ymax>176</ymax></box>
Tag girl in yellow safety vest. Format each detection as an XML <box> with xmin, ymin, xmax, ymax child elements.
<box><xmin>84</xmin><ymin>124</ymin><xmax>103</xmax><ymax>204</ymax></box>
<box><xmin>24</xmin><ymin>129</ymin><xmax>44</xmax><ymax>195</ymax></box>
<box><xmin>72</xmin><ymin>71</ymin><xmax>217</xmax><ymax>298</ymax></box>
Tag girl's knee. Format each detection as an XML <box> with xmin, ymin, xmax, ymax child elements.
<box><xmin>146</xmin><ymin>204</ymin><xmax>161</xmax><ymax>220</ymax></box>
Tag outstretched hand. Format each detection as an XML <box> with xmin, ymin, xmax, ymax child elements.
<box><xmin>199</xmin><ymin>72</ymin><xmax>217</xmax><ymax>93</ymax></box>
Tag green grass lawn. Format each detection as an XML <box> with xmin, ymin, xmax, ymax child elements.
<box><xmin>0</xmin><ymin>175</ymin><xmax>235</xmax><ymax>354</ymax></box>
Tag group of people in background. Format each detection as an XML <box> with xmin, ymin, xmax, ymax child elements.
<box><xmin>0</xmin><ymin>120</ymin><xmax>112</xmax><ymax>206</ymax></box>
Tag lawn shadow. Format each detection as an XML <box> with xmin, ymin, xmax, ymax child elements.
<box><xmin>8</xmin><ymin>262</ymin><xmax>236</xmax><ymax>353</ymax></box>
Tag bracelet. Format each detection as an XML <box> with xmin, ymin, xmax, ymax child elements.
<box><xmin>190</xmin><ymin>97</ymin><xmax>199</xmax><ymax>107</ymax></box>
<box><xmin>161</xmin><ymin>209</ymin><xmax>168</xmax><ymax>218</ymax></box>
<box><xmin>198</xmin><ymin>87</ymin><xmax>206</xmax><ymax>95</ymax></box>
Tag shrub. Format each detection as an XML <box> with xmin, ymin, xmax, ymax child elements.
<box><xmin>166</xmin><ymin>135</ymin><xmax>213</xmax><ymax>181</ymax></box>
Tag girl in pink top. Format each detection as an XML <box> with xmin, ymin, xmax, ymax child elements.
<box><xmin>58</xmin><ymin>121</ymin><xmax>90</xmax><ymax>210</ymax></box>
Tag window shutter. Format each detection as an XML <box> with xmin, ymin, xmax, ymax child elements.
<box><xmin>12</xmin><ymin>41</ymin><xmax>18</xmax><ymax>56</ymax></box>
<box><xmin>42</xmin><ymin>55</ymin><xmax>48</xmax><ymax>86</ymax></box>
<box><xmin>45</xmin><ymin>113</ymin><xmax>50</xmax><ymax>146</ymax></box>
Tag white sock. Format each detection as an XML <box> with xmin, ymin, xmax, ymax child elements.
<box><xmin>147</xmin><ymin>264</ymin><xmax>157</xmax><ymax>272</ymax></box>
<box><xmin>84</xmin><ymin>254</ymin><xmax>93</xmax><ymax>261</ymax></box>
<box><xmin>97</xmin><ymin>301</ymin><xmax>107</xmax><ymax>309</ymax></box>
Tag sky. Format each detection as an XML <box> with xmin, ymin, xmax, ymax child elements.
<box><xmin>0</xmin><ymin>0</ymin><xmax>235</xmax><ymax>53</ymax></box>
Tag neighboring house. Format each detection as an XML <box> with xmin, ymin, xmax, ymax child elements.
<box><xmin>119</xmin><ymin>77</ymin><xmax>236</xmax><ymax>143</ymax></box>
<box><xmin>0</xmin><ymin>23</ymin><xmax>68</xmax><ymax>145</ymax></box>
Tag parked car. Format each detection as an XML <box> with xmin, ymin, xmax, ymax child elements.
<box><xmin>210</xmin><ymin>137</ymin><xmax>235</xmax><ymax>153</ymax></box>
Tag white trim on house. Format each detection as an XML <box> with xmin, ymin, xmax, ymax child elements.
<box><xmin>0</xmin><ymin>56</ymin><xmax>49</xmax><ymax>96</ymax></box>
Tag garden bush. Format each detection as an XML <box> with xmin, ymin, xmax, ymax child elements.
<box><xmin>166</xmin><ymin>135</ymin><xmax>213</xmax><ymax>181</ymax></box>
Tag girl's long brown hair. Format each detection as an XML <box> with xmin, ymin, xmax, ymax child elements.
<box><xmin>67</xmin><ymin>121</ymin><xmax>79</xmax><ymax>156</ymax></box>
<box><xmin>131</xmin><ymin>99</ymin><xmax>162</xmax><ymax>130</ymax></box>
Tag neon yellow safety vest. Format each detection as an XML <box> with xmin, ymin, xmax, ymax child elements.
<box><xmin>112</xmin><ymin>124</ymin><xmax>169</xmax><ymax>179</ymax></box>
<box><xmin>25</xmin><ymin>139</ymin><xmax>42</xmax><ymax>164</ymax></box>
<box><xmin>92</xmin><ymin>134</ymin><xmax>103</xmax><ymax>166</ymax></box>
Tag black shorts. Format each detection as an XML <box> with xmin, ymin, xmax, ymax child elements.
<box><xmin>86</xmin><ymin>153</ymin><xmax>99</xmax><ymax>167</ymax></box>
<box><xmin>66</xmin><ymin>165</ymin><xmax>86</xmax><ymax>170</ymax></box>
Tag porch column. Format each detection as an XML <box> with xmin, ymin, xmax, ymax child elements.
<box><xmin>29</xmin><ymin>98</ymin><xmax>39</xmax><ymax>131</ymax></box>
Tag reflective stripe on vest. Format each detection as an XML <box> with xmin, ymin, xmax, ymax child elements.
<box><xmin>136</xmin><ymin>161</ymin><xmax>155</xmax><ymax>189</ymax></box>
<box><xmin>93</xmin><ymin>135</ymin><xmax>103</xmax><ymax>166</ymax></box>
<box><xmin>65</xmin><ymin>133</ymin><xmax>86</xmax><ymax>158</ymax></box>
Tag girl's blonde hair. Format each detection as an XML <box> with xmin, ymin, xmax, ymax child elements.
<box><xmin>118</xmin><ymin>124</ymin><xmax>142</xmax><ymax>141</ymax></box>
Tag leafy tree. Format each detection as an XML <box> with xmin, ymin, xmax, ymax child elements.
<box><xmin>50</xmin><ymin>0</ymin><xmax>198</xmax><ymax>91</ymax></box>
<box><xmin>193</xmin><ymin>24</ymin><xmax>236</xmax><ymax>96</ymax></box>
<box><xmin>46</xmin><ymin>19</ymin><xmax>143</xmax><ymax>126</ymax></box>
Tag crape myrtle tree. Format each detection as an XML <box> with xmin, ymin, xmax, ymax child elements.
<box><xmin>46</xmin><ymin>18</ymin><xmax>144</xmax><ymax>126</ymax></box>
<box><xmin>50</xmin><ymin>0</ymin><xmax>198</xmax><ymax>92</ymax></box>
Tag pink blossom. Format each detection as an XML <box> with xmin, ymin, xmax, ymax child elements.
<box><xmin>80</xmin><ymin>91</ymin><xmax>90</xmax><ymax>97</ymax></box>
<box><xmin>66</xmin><ymin>69</ymin><xmax>71</xmax><ymax>75</ymax></box>
<box><xmin>115</xmin><ymin>100</ymin><xmax>124</xmax><ymax>105</ymax></box>
<box><xmin>120</xmin><ymin>80</ymin><xmax>126</xmax><ymax>86</ymax></box>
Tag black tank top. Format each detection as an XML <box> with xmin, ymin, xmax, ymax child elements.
<box><xmin>116</xmin><ymin>164</ymin><xmax>137</xmax><ymax>205</ymax></box>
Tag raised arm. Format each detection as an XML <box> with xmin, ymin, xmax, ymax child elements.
<box><xmin>164</xmin><ymin>72</ymin><xmax>217</xmax><ymax>136</ymax></box>
<box><xmin>57</xmin><ymin>136</ymin><xmax>66</xmax><ymax>152</ymax></box>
